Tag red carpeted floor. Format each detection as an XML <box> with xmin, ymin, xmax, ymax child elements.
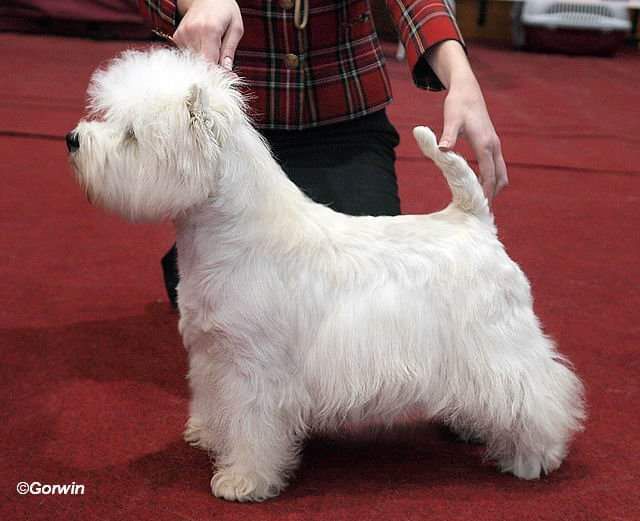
<box><xmin>1</xmin><ymin>33</ymin><xmax>639</xmax><ymax>521</ymax></box>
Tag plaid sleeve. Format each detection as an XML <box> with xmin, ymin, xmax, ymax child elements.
<box><xmin>138</xmin><ymin>0</ymin><xmax>179</xmax><ymax>34</ymax></box>
<box><xmin>385</xmin><ymin>0</ymin><xmax>465</xmax><ymax>91</ymax></box>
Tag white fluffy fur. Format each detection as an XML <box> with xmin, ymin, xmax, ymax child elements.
<box><xmin>69</xmin><ymin>48</ymin><xmax>585</xmax><ymax>502</ymax></box>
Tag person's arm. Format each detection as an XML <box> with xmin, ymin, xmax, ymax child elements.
<box><xmin>174</xmin><ymin>0</ymin><xmax>243</xmax><ymax>68</ymax></box>
<box><xmin>385</xmin><ymin>0</ymin><xmax>507</xmax><ymax>202</ymax></box>
<box><xmin>138</xmin><ymin>0</ymin><xmax>243</xmax><ymax>69</ymax></box>
<box><xmin>138</xmin><ymin>0</ymin><xmax>178</xmax><ymax>34</ymax></box>
<box><xmin>427</xmin><ymin>40</ymin><xmax>508</xmax><ymax>202</ymax></box>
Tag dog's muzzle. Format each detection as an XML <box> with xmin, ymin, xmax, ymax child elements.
<box><xmin>66</xmin><ymin>131</ymin><xmax>80</xmax><ymax>153</ymax></box>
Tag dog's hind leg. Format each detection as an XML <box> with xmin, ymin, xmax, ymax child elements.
<box><xmin>487</xmin><ymin>353</ymin><xmax>585</xmax><ymax>480</ymax></box>
<box><xmin>438</xmin><ymin>333</ymin><xmax>584</xmax><ymax>480</ymax></box>
<box><xmin>454</xmin><ymin>355</ymin><xmax>583</xmax><ymax>479</ymax></box>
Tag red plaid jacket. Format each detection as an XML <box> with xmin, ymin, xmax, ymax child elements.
<box><xmin>139</xmin><ymin>0</ymin><xmax>464</xmax><ymax>129</ymax></box>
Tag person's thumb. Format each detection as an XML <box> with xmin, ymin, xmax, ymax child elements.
<box><xmin>220</xmin><ymin>23</ymin><xmax>243</xmax><ymax>70</ymax></box>
<box><xmin>439</xmin><ymin>119</ymin><xmax>461</xmax><ymax>151</ymax></box>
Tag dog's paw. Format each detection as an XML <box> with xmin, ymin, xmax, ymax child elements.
<box><xmin>211</xmin><ymin>469</ymin><xmax>282</xmax><ymax>502</ymax></box>
<box><xmin>498</xmin><ymin>442</ymin><xmax>567</xmax><ymax>480</ymax></box>
<box><xmin>183</xmin><ymin>417</ymin><xmax>214</xmax><ymax>451</ymax></box>
<box><xmin>499</xmin><ymin>455</ymin><xmax>542</xmax><ymax>480</ymax></box>
<box><xmin>445</xmin><ymin>424</ymin><xmax>485</xmax><ymax>445</ymax></box>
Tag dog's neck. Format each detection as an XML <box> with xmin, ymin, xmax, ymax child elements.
<box><xmin>174</xmin><ymin>120</ymin><xmax>340</xmax><ymax>281</ymax></box>
<box><xmin>179</xmin><ymin>120</ymin><xmax>331</xmax><ymax>226</ymax></box>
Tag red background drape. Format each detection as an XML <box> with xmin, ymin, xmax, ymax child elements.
<box><xmin>0</xmin><ymin>0</ymin><xmax>149</xmax><ymax>38</ymax></box>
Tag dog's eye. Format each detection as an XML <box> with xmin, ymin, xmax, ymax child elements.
<box><xmin>125</xmin><ymin>127</ymin><xmax>136</xmax><ymax>141</ymax></box>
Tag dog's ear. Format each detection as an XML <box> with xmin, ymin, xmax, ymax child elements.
<box><xmin>185</xmin><ymin>84</ymin><xmax>217</xmax><ymax>151</ymax></box>
<box><xmin>186</xmin><ymin>84</ymin><xmax>209</xmax><ymax>123</ymax></box>
<box><xmin>186</xmin><ymin>83</ymin><xmax>232</xmax><ymax>148</ymax></box>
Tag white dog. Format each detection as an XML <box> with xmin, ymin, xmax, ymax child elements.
<box><xmin>68</xmin><ymin>48</ymin><xmax>585</xmax><ymax>502</ymax></box>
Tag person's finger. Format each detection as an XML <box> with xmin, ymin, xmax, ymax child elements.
<box><xmin>493</xmin><ymin>148</ymin><xmax>509</xmax><ymax>197</ymax></box>
<box><xmin>439</xmin><ymin>117</ymin><xmax>462</xmax><ymax>151</ymax></box>
<box><xmin>220</xmin><ymin>22</ymin><xmax>243</xmax><ymax>69</ymax></box>
<box><xmin>476</xmin><ymin>149</ymin><xmax>497</xmax><ymax>203</ymax></box>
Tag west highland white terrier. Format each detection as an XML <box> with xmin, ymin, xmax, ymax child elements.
<box><xmin>67</xmin><ymin>48</ymin><xmax>585</xmax><ymax>502</ymax></box>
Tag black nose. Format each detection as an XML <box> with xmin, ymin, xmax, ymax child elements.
<box><xmin>66</xmin><ymin>131</ymin><xmax>79</xmax><ymax>153</ymax></box>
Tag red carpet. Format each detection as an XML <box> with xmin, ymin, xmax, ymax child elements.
<box><xmin>1</xmin><ymin>34</ymin><xmax>639</xmax><ymax>520</ymax></box>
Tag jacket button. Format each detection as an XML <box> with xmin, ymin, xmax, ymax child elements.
<box><xmin>279</xmin><ymin>0</ymin><xmax>293</xmax><ymax>9</ymax></box>
<box><xmin>284</xmin><ymin>53</ymin><xmax>299</xmax><ymax>68</ymax></box>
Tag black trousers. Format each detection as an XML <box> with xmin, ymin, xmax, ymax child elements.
<box><xmin>162</xmin><ymin>109</ymin><xmax>401</xmax><ymax>305</ymax></box>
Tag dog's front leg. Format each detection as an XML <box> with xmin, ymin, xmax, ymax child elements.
<box><xmin>209</xmin><ymin>371</ymin><xmax>303</xmax><ymax>502</ymax></box>
<box><xmin>183</xmin><ymin>350</ymin><xmax>219</xmax><ymax>452</ymax></box>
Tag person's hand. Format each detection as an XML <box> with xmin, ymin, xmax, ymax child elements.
<box><xmin>175</xmin><ymin>0</ymin><xmax>244</xmax><ymax>69</ymax></box>
<box><xmin>427</xmin><ymin>41</ymin><xmax>508</xmax><ymax>204</ymax></box>
<box><xmin>440</xmin><ymin>75</ymin><xmax>508</xmax><ymax>204</ymax></box>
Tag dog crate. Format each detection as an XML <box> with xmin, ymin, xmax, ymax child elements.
<box><xmin>512</xmin><ymin>0</ymin><xmax>631</xmax><ymax>55</ymax></box>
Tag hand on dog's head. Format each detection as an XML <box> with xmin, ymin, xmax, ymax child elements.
<box><xmin>67</xmin><ymin>48</ymin><xmax>246</xmax><ymax>222</ymax></box>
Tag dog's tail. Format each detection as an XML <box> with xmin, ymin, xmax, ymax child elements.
<box><xmin>413</xmin><ymin>126</ymin><xmax>492</xmax><ymax>224</ymax></box>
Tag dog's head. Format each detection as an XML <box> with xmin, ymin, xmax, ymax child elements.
<box><xmin>67</xmin><ymin>48</ymin><xmax>246</xmax><ymax>221</ymax></box>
